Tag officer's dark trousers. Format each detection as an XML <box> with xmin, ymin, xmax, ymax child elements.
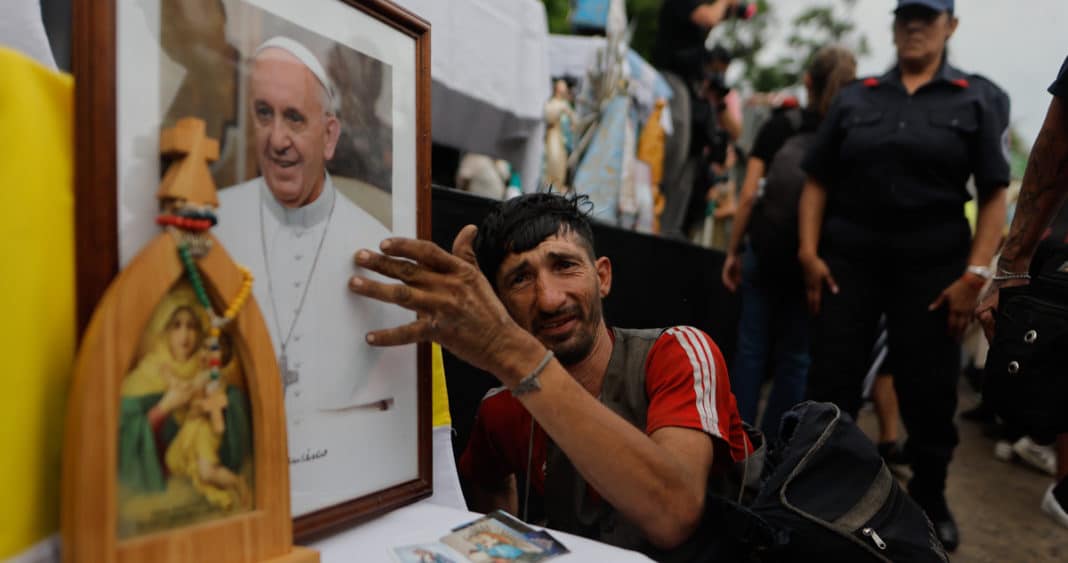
<box><xmin>806</xmin><ymin>237</ymin><xmax>967</xmax><ymax>500</ymax></box>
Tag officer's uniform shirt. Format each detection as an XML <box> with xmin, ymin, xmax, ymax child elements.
<box><xmin>802</xmin><ymin>61</ymin><xmax>1010</xmax><ymax>256</ymax></box>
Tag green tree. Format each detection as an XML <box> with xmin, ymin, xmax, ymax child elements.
<box><xmin>543</xmin><ymin>0</ymin><xmax>571</xmax><ymax>34</ymax></box>
<box><xmin>1008</xmin><ymin>127</ymin><xmax>1030</xmax><ymax>180</ymax></box>
<box><xmin>722</xmin><ymin>0</ymin><xmax>869</xmax><ymax>92</ymax></box>
<box><xmin>544</xmin><ymin>1</ymin><xmax>867</xmax><ymax>94</ymax></box>
<box><xmin>626</xmin><ymin>0</ymin><xmax>663</xmax><ymax>60</ymax></box>
<box><xmin>714</xmin><ymin>0</ymin><xmax>776</xmax><ymax>89</ymax></box>
<box><xmin>540</xmin><ymin>0</ymin><xmax>661</xmax><ymax>56</ymax></box>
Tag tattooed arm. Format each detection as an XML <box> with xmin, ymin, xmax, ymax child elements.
<box><xmin>976</xmin><ymin>95</ymin><xmax>1068</xmax><ymax>338</ymax></box>
<box><xmin>1000</xmin><ymin>96</ymin><xmax>1068</xmax><ymax>272</ymax></box>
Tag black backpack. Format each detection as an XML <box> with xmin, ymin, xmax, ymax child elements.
<box><xmin>748</xmin><ymin>109</ymin><xmax>812</xmax><ymax>274</ymax></box>
<box><xmin>984</xmin><ymin>246</ymin><xmax>1068</xmax><ymax>443</ymax></box>
<box><xmin>695</xmin><ymin>402</ymin><xmax>949</xmax><ymax>562</ymax></box>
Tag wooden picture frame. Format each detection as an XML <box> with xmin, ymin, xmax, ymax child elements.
<box><xmin>72</xmin><ymin>0</ymin><xmax>432</xmax><ymax>545</ymax></box>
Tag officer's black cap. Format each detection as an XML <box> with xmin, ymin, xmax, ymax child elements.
<box><xmin>894</xmin><ymin>0</ymin><xmax>953</xmax><ymax>14</ymax></box>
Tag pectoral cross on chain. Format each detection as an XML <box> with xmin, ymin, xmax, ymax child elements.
<box><xmin>280</xmin><ymin>352</ymin><xmax>300</xmax><ymax>392</ymax></box>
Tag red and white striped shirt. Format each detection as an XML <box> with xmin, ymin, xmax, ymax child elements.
<box><xmin>459</xmin><ymin>326</ymin><xmax>751</xmax><ymax>501</ymax></box>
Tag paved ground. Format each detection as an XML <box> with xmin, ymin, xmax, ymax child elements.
<box><xmin>853</xmin><ymin>386</ymin><xmax>1068</xmax><ymax>562</ymax></box>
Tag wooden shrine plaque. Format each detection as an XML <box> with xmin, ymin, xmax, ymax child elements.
<box><xmin>62</xmin><ymin>117</ymin><xmax>317</xmax><ymax>562</ymax></box>
<box><xmin>63</xmin><ymin>231</ymin><xmax>317</xmax><ymax>563</ymax></box>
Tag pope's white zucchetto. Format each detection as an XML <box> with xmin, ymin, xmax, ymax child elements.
<box><xmin>253</xmin><ymin>36</ymin><xmax>337</xmax><ymax>112</ymax></box>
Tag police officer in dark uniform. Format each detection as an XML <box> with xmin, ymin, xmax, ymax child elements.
<box><xmin>797</xmin><ymin>0</ymin><xmax>1010</xmax><ymax>551</ymax></box>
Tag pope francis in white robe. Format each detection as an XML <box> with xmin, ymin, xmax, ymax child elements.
<box><xmin>214</xmin><ymin>36</ymin><xmax>419</xmax><ymax>516</ymax></box>
<box><xmin>216</xmin><ymin>173</ymin><xmax>401</xmax><ymax>413</ymax></box>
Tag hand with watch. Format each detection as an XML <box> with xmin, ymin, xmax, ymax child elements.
<box><xmin>965</xmin><ymin>264</ymin><xmax>994</xmax><ymax>285</ymax></box>
<box><xmin>929</xmin><ymin>264</ymin><xmax>994</xmax><ymax>339</ymax></box>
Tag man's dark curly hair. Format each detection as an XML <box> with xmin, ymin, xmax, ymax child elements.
<box><xmin>474</xmin><ymin>193</ymin><xmax>596</xmax><ymax>290</ymax></box>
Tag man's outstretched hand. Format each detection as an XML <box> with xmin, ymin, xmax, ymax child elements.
<box><xmin>348</xmin><ymin>225</ymin><xmax>541</xmax><ymax>381</ymax></box>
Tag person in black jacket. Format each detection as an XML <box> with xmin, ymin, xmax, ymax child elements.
<box><xmin>976</xmin><ymin>54</ymin><xmax>1068</xmax><ymax>531</ymax></box>
<box><xmin>797</xmin><ymin>0</ymin><xmax>1010</xmax><ymax>551</ymax></box>
<box><xmin>652</xmin><ymin>0</ymin><xmax>739</xmax><ymax>80</ymax></box>
<box><xmin>722</xmin><ymin>45</ymin><xmax>856</xmax><ymax>440</ymax></box>
<box><xmin>652</xmin><ymin>0</ymin><xmax>744</xmax><ymax>238</ymax></box>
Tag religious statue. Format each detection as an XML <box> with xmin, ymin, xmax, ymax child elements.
<box><xmin>543</xmin><ymin>79</ymin><xmax>576</xmax><ymax>192</ymax></box>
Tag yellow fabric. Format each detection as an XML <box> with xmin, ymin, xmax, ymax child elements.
<box><xmin>964</xmin><ymin>199</ymin><xmax>978</xmax><ymax>234</ymax></box>
<box><xmin>431</xmin><ymin>343</ymin><xmax>451</xmax><ymax>428</ymax></box>
<box><xmin>0</xmin><ymin>47</ymin><xmax>75</xmax><ymax>558</ymax></box>
<box><xmin>164</xmin><ymin>414</ymin><xmax>232</xmax><ymax>509</ymax></box>
<box><xmin>637</xmin><ymin>99</ymin><xmax>667</xmax><ymax>233</ymax></box>
<box><xmin>637</xmin><ymin>99</ymin><xmax>666</xmax><ymax>184</ymax></box>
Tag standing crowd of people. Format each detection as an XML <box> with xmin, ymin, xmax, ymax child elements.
<box><xmin>698</xmin><ymin>0</ymin><xmax>1067</xmax><ymax>554</ymax></box>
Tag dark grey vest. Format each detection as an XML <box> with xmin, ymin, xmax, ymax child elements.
<box><xmin>542</xmin><ymin>327</ymin><xmax>763</xmax><ymax>562</ymax></box>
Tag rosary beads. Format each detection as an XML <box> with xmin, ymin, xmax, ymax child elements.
<box><xmin>162</xmin><ymin>199</ymin><xmax>253</xmax><ymax>382</ymax></box>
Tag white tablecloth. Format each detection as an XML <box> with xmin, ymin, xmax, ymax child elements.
<box><xmin>309</xmin><ymin>502</ymin><xmax>654</xmax><ymax>562</ymax></box>
<box><xmin>425</xmin><ymin>425</ymin><xmax>467</xmax><ymax>511</ymax></box>
<box><xmin>391</xmin><ymin>0</ymin><xmax>550</xmax><ymax>192</ymax></box>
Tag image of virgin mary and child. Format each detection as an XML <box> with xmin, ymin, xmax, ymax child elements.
<box><xmin>117</xmin><ymin>282</ymin><xmax>253</xmax><ymax>537</ymax></box>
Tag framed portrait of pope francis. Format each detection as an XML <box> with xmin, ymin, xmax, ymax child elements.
<box><xmin>73</xmin><ymin>0</ymin><xmax>432</xmax><ymax>543</ymax></box>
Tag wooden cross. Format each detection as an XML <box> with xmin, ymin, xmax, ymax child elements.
<box><xmin>158</xmin><ymin>117</ymin><xmax>221</xmax><ymax>207</ymax></box>
<box><xmin>199</xmin><ymin>388</ymin><xmax>229</xmax><ymax>435</ymax></box>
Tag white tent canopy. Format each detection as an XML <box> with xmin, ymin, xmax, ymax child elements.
<box><xmin>393</xmin><ymin>0</ymin><xmax>551</xmax><ymax>191</ymax></box>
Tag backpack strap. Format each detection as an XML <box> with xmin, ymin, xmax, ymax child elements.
<box><xmin>700</xmin><ymin>494</ymin><xmax>790</xmax><ymax>555</ymax></box>
<box><xmin>761</xmin><ymin>108</ymin><xmax>806</xmax><ymax>173</ymax></box>
<box><xmin>783</xmin><ymin>107</ymin><xmax>803</xmax><ymax>134</ymax></box>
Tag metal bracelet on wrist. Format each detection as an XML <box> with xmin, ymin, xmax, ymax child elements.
<box><xmin>992</xmin><ymin>272</ymin><xmax>1031</xmax><ymax>282</ymax></box>
<box><xmin>512</xmin><ymin>350</ymin><xmax>554</xmax><ymax>397</ymax></box>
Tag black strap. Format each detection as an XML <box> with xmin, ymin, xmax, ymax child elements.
<box><xmin>783</xmin><ymin>107</ymin><xmax>803</xmax><ymax>133</ymax></box>
<box><xmin>700</xmin><ymin>494</ymin><xmax>789</xmax><ymax>553</ymax></box>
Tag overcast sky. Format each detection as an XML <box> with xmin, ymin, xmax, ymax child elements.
<box><xmin>755</xmin><ymin>1</ymin><xmax>1068</xmax><ymax>147</ymax></box>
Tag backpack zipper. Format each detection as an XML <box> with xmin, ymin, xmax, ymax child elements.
<box><xmin>862</xmin><ymin>527</ymin><xmax>887</xmax><ymax>550</ymax></box>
